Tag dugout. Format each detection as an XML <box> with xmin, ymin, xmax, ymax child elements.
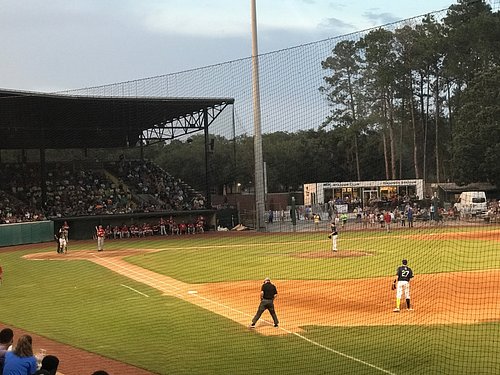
<box><xmin>52</xmin><ymin>210</ymin><xmax>215</xmax><ymax>241</ymax></box>
<box><xmin>0</xmin><ymin>88</ymin><xmax>234</xmax><ymax>242</ymax></box>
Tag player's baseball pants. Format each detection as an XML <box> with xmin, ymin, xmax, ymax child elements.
<box><xmin>252</xmin><ymin>299</ymin><xmax>279</xmax><ymax>325</ymax></box>
<box><xmin>396</xmin><ymin>280</ymin><xmax>410</xmax><ymax>299</ymax></box>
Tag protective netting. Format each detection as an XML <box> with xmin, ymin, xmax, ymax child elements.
<box><xmin>0</xmin><ymin>1</ymin><xmax>499</xmax><ymax>374</ymax></box>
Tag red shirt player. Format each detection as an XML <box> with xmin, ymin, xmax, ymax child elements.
<box><xmin>178</xmin><ymin>222</ymin><xmax>187</xmax><ymax>235</ymax></box>
<box><xmin>96</xmin><ymin>225</ymin><xmax>105</xmax><ymax>252</ymax></box>
<box><xmin>196</xmin><ymin>215</ymin><xmax>205</xmax><ymax>233</ymax></box>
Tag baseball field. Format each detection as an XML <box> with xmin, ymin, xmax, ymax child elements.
<box><xmin>1</xmin><ymin>225</ymin><xmax>499</xmax><ymax>374</ymax></box>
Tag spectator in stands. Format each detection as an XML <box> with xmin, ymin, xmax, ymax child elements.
<box><xmin>383</xmin><ymin>211</ymin><xmax>392</xmax><ymax>232</ymax></box>
<box><xmin>407</xmin><ymin>205</ymin><xmax>414</xmax><ymax>228</ymax></box>
<box><xmin>0</xmin><ymin>327</ymin><xmax>14</xmax><ymax>372</ymax></box>
<box><xmin>2</xmin><ymin>334</ymin><xmax>37</xmax><ymax>375</ymax></box>
<box><xmin>430</xmin><ymin>203</ymin><xmax>436</xmax><ymax>221</ymax></box>
<box><xmin>340</xmin><ymin>212</ymin><xmax>348</xmax><ymax>228</ymax></box>
<box><xmin>35</xmin><ymin>355</ymin><xmax>59</xmax><ymax>375</ymax></box>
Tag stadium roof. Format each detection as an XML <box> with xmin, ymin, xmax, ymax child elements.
<box><xmin>0</xmin><ymin>88</ymin><xmax>234</xmax><ymax>149</ymax></box>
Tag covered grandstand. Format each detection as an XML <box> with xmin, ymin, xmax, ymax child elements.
<box><xmin>0</xmin><ymin>89</ymin><xmax>234</xmax><ymax>240</ymax></box>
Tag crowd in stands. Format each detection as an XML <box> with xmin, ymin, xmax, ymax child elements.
<box><xmin>0</xmin><ymin>190</ymin><xmax>46</xmax><ymax>224</ymax></box>
<box><xmin>0</xmin><ymin>160</ymin><xmax>206</xmax><ymax>224</ymax></box>
<box><xmin>0</xmin><ymin>326</ymin><xmax>111</xmax><ymax>374</ymax></box>
<box><xmin>109</xmin><ymin>159</ymin><xmax>205</xmax><ymax>211</ymax></box>
<box><xmin>304</xmin><ymin>194</ymin><xmax>466</xmax><ymax>228</ymax></box>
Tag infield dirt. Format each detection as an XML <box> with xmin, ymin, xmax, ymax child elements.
<box><xmin>24</xmin><ymin>246</ymin><xmax>500</xmax><ymax>335</ymax></box>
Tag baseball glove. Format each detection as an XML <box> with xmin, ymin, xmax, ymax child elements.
<box><xmin>391</xmin><ymin>280</ymin><xmax>396</xmax><ymax>290</ymax></box>
<box><xmin>328</xmin><ymin>234</ymin><xmax>332</xmax><ymax>239</ymax></box>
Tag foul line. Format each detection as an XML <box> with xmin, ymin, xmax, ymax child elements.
<box><xmin>92</xmin><ymin>254</ymin><xmax>395</xmax><ymax>375</ymax></box>
<box><xmin>291</xmin><ymin>331</ymin><xmax>395</xmax><ymax>374</ymax></box>
<box><xmin>186</xmin><ymin>294</ymin><xmax>395</xmax><ymax>374</ymax></box>
<box><xmin>191</xmin><ymin>295</ymin><xmax>394</xmax><ymax>374</ymax></box>
<box><xmin>120</xmin><ymin>284</ymin><xmax>149</xmax><ymax>297</ymax></box>
<box><xmin>92</xmin><ymin>255</ymin><xmax>186</xmax><ymax>299</ymax></box>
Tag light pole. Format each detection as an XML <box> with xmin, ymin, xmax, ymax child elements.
<box><xmin>251</xmin><ymin>0</ymin><xmax>266</xmax><ymax>231</ymax></box>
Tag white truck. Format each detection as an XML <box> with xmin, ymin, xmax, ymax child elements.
<box><xmin>454</xmin><ymin>191</ymin><xmax>487</xmax><ymax>218</ymax></box>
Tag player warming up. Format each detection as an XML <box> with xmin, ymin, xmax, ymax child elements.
<box><xmin>328</xmin><ymin>222</ymin><xmax>338</xmax><ymax>252</ymax></box>
<box><xmin>58</xmin><ymin>225</ymin><xmax>68</xmax><ymax>254</ymax></box>
<box><xmin>392</xmin><ymin>259</ymin><xmax>414</xmax><ymax>312</ymax></box>
<box><xmin>96</xmin><ymin>225</ymin><xmax>105</xmax><ymax>252</ymax></box>
<box><xmin>249</xmin><ymin>277</ymin><xmax>279</xmax><ymax>328</ymax></box>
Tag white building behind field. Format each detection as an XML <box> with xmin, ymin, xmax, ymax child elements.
<box><xmin>304</xmin><ymin>179</ymin><xmax>424</xmax><ymax>207</ymax></box>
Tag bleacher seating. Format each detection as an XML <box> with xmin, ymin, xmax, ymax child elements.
<box><xmin>0</xmin><ymin>160</ymin><xmax>205</xmax><ymax>221</ymax></box>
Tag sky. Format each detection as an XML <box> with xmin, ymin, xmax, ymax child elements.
<box><xmin>0</xmin><ymin>0</ymin><xmax>456</xmax><ymax>93</ymax></box>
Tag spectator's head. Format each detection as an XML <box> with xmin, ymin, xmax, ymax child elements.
<box><xmin>0</xmin><ymin>327</ymin><xmax>14</xmax><ymax>346</ymax></box>
<box><xmin>13</xmin><ymin>335</ymin><xmax>33</xmax><ymax>357</ymax></box>
<box><xmin>40</xmin><ymin>355</ymin><xmax>59</xmax><ymax>375</ymax></box>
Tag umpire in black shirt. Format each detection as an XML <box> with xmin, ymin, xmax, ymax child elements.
<box><xmin>250</xmin><ymin>277</ymin><xmax>279</xmax><ymax>328</ymax></box>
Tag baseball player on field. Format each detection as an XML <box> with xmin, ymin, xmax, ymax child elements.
<box><xmin>393</xmin><ymin>259</ymin><xmax>414</xmax><ymax>312</ymax></box>
<box><xmin>58</xmin><ymin>226</ymin><xmax>68</xmax><ymax>254</ymax></box>
<box><xmin>96</xmin><ymin>225</ymin><xmax>105</xmax><ymax>252</ymax></box>
<box><xmin>328</xmin><ymin>222</ymin><xmax>338</xmax><ymax>252</ymax></box>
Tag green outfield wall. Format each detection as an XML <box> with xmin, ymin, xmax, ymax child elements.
<box><xmin>0</xmin><ymin>221</ymin><xmax>54</xmax><ymax>247</ymax></box>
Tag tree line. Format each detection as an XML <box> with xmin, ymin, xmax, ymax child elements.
<box><xmin>144</xmin><ymin>1</ymin><xmax>499</xmax><ymax>195</ymax></box>
<box><xmin>6</xmin><ymin>1</ymin><xmax>495</xmax><ymax>197</ymax></box>
<box><xmin>319</xmin><ymin>0</ymin><xmax>500</xmax><ymax>187</ymax></box>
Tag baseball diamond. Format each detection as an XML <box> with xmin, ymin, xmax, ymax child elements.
<box><xmin>1</xmin><ymin>227</ymin><xmax>499</xmax><ymax>374</ymax></box>
<box><xmin>22</xmin><ymin>247</ymin><xmax>500</xmax><ymax>332</ymax></box>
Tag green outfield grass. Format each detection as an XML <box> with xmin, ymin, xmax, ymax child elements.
<box><xmin>123</xmin><ymin>229</ymin><xmax>500</xmax><ymax>282</ymax></box>
<box><xmin>0</xmin><ymin>226</ymin><xmax>499</xmax><ymax>374</ymax></box>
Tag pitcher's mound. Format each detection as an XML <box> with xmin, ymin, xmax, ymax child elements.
<box><xmin>294</xmin><ymin>250</ymin><xmax>373</xmax><ymax>258</ymax></box>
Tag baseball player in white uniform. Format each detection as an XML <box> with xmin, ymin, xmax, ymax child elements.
<box><xmin>329</xmin><ymin>223</ymin><xmax>338</xmax><ymax>252</ymax></box>
<box><xmin>393</xmin><ymin>259</ymin><xmax>414</xmax><ymax>312</ymax></box>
